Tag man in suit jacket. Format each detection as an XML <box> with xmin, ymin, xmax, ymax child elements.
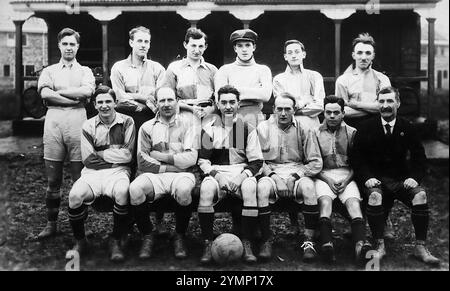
<box><xmin>352</xmin><ymin>86</ymin><xmax>440</xmax><ymax>265</ymax></box>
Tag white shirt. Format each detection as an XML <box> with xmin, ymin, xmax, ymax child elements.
<box><xmin>381</xmin><ymin>118</ymin><xmax>396</xmax><ymax>135</ymax></box>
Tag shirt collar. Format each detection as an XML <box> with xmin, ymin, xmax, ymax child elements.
<box><xmin>269</xmin><ymin>115</ymin><xmax>297</xmax><ymax>131</ymax></box>
<box><xmin>95</xmin><ymin>112</ymin><xmax>124</xmax><ymax>127</ymax></box>
<box><xmin>318</xmin><ymin>120</ymin><xmax>347</xmax><ymax>132</ymax></box>
<box><xmin>58</xmin><ymin>58</ymin><xmax>79</xmax><ymax>69</ymax></box>
<box><xmin>381</xmin><ymin>117</ymin><xmax>396</xmax><ymax>128</ymax></box>
<box><xmin>285</xmin><ymin>64</ymin><xmax>304</xmax><ymax>74</ymax></box>
<box><xmin>180</xmin><ymin>57</ymin><xmax>207</xmax><ymax>69</ymax></box>
<box><xmin>154</xmin><ymin>112</ymin><xmax>180</xmax><ymax>126</ymax></box>
<box><xmin>126</xmin><ymin>54</ymin><xmax>148</xmax><ymax>68</ymax></box>
<box><xmin>350</xmin><ymin>63</ymin><xmax>373</xmax><ymax>76</ymax></box>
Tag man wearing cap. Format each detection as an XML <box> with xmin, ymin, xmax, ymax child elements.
<box><xmin>215</xmin><ymin>28</ymin><xmax>272</xmax><ymax>128</ymax></box>
<box><xmin>273</xmin><ymin>39</ymin><xmax>325</xmax><ymax>130</ymax></box>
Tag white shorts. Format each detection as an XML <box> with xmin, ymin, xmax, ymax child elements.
<box><xmin>139</xmin><ymin>172</ymin><xmax>196</xmax><ymax>200</ymax></box>
<box><xmin>78</xmin><ymin>166</ymin><xmax>130</xmax><ymax>205</ymax></box>
<box><xmin>43</xmin><ymin>107</ymin><xmax>86</xmax><ymax>162</ymax></box>
<box><xmin>259</xmin><ymin>176</ymin><xmax>314</xmax><ymax>205</ymax></box>
<box><xmin>315</xmin><ymin>168</ymin><xmax>361</xmax><ymax>204</ymax></box>
<box><xmin>201</xmin><ymin>174</ymin><xmax>257</xmax><ymax>205</ymax></box>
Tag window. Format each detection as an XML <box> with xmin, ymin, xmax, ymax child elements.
<box><xmin>22</xmin><ymin>65</ymin><xmax>35</xmax><ymax>77</ymax></box>
<box><xmin>421</xmin><ymin>69</ymin><xmax>427</xmax><ymax>76</ymax></box>
<box><xmin>3</xmin><ymin>65</ymin><xmax>10</xmax><ymax>77</ymax></box>
<box><xmin>6</xmin><ymin>33</ymin><xmax>28</xmax><ymax>47</ymax></box>
<box><xmin>421</xmin><ymin>45</ymin><xmax>427</xmax><ymax>55</ymax></box>
<box><xmin>444</xmin><ymin>70</ymin><xmax>448</xmax><ymax>79</ymax></box>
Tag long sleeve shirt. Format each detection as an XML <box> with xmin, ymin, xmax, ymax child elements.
<box><xmin>81</xmin><ymin>113</ymin><xmax>136</xmax><ymax>170</ymax></box>
<box><xmin>335</xmin><ymin>64</ymin><xmax>391</xmax><ymax>117</ymax></box>
<box><xmin>38</xmin><ymin>59</ymin><xmax>95</xmax><ymax>108</ymax></box>
<box><xmin>214</xmin><ymin>58</ymin><xmax>272</xmax><ymax>110</ymax></box>
<box><xmin>314</xmin><ymin>121</ymin><xmax>356</xmax><ymax>170</ymax></box>
<box><xmin>257</xmin><ymin>116</ymin><xmax>322</xmax><ymax>179</ymax></box>
<box><xmin>273</xmin><ymin>65</ymin><xmax>325</xmax><ymax>118</ymax></box>
<box><xmin>137</xmin><ymin>113</ymin><xmax>198</xmax><ymax>174</ymax></box>
<box><xmin>110</xmin><ymin>55</ymin><xmax>165</xmax><ymax>112</ymax></box>
<box><xmin>162</xmin><ymin>57</ymin><xmax>217</xmax><ymax>104</ymax></box>
<box><xmin>198</xmin><ymin>117</ymin><xmax>263</xmax><ymax>178</ymax></box>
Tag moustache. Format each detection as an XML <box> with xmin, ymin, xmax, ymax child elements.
<box><xmin>381</xmin><ymin>108</ymin><xmax>393</xmax><ymax>113</ymax></box>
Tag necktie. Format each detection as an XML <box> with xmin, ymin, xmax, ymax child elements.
<box><xmin>385</xmin><ymin>124</ymin><xmax>392</xmax><ymax>137</ymax></box>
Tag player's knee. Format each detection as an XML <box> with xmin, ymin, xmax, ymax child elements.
<box><xmin>47</xmin><ymin>178</ymin><xmax>62</xmax><ymax>191</ymax></box>
<box><xmin>113</xmin><ymin>180</ymin><xmax>130</xmax><ymax>205</ymax></box>
<box><xmin>412</xmin><ymin>191</ymin><xmax>427</xmax><ymax>205</ymax></box>
<box><xmin>368</xmin><ymin>191</ymin><xmax>382</xmax><ymax>206</ymax></box>
<box><xmin>300</xmin><ymin>182</ymin><xmax>317</xmax><ymax>205</ymax></box>
<box><xmin>129</xmin><ymin>181</ymin><xmax>146</xmax><ymax>206</ymax></box>
<box><xmin>257</xmin><ymin>180</ymin><xmax>271</xmax><ymax>201</ymax></box>
<box><xmin>346</xmin><ymin>198</ymin><xmax>363</xmax><ymax>217</ymax></box>
<box><xmin>319</xmin><ymin>196</ymin><xmax>332</xmax><ymax>209</ymax></box>
<box><xmin>241</xmin><ymin>179</ymin><xmax>257</xmax><ymax>204</ymax></box>
<box><xmin>68</xmin><ymin>189</ymin><xmax>84</xmax><ymax>208</ymax></box>
<box><xmin>199</xmin><ymin>181</ymin><xmax>216</xmax><ymax>205</ymax></box>
<box><xmin>174</xmin><ymin>179</ymin><xmax>194</xmax><ymax>206</ymax></box>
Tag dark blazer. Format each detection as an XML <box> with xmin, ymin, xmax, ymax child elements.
<box><xmin>351</xmin><ymin>116</ymin><xmax>427</xmax><ymax>184</ymax></box>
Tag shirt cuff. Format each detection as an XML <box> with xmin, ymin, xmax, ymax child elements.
<box><xmin>243</xmin><ymin>169</ymin><xmax>253</xmax><ymax>178</ymax></box>
<box><xmin>159</xmin><ymin>165</ymin><xmax>167</xmax><ymax>173</ymax></box>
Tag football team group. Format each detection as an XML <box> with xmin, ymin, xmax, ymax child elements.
<box><xmin>35</xmin><ymin>25</ymin><xmax>440</xmax><ymax>267</ymax></box>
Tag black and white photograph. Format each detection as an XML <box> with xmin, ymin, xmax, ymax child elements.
<box><xmin>0</xmin><ymin>0</ymin><xmax>448</xmax><ymax>275</ymax></box>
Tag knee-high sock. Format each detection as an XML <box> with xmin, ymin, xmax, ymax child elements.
<box><xmin>351</xmin><ymin>217</ymin><xmax>366</xmax><ymax>243</ymax></box>
<box><xmin>241</xmin><ymin>206</ymin><xmax>258</xmax><ymax>240</ymax></box>
<box><xmin>68</xmin><ymin>204</ymin><xmax>87</xmax><ymax>240</ymax></box>
<box><xmin>411</xmin><ymin>204</ymin><xmax>429</xmax><ymax>241</ymax></box>
<box><xmin>258</xmin><ymin>206</ymin><xmax>271</xmax><ymax>242</ymax></box>
<box><xmin>366</xmin><ymin>205</ymin><xmax>385</xmax><ymax>240</ymax></box>
<box><xmin>133</xmin><ymin>202</ymin><xmax>152</xmax><ymax>236</ymax></box>
<box><xmin>198</xmin><ymin>206</ymin><xmax>215</xmax><ymax>240</ymax></box>
<box><xmin>46</xmin><ymin>190</ymin><xmax>60</xmax><ymax>222</ymax></box>
<box><xmin>319</xmin><ymin>217</ymin><xmax>332</xmax><ymax>245</ymax></box>
<box><xmin>175</xmin><ymin>204</ymin><xmax>192</xmax><ymax>235</ymax></box>
<box><xmin>112</xmin><ymin>203</ymin><xmax>129</xmax><ymax>240</ymax></box>
<box><xmin>303</xmin><ymin>204</ymin><xmax>319</xmax><ymax>238</ymax></box>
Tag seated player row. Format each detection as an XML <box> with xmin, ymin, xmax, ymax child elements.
<box><xmin>67</xmin><ymin>84</ymin><xmax>439</xmax><ymax>267</ymax></box>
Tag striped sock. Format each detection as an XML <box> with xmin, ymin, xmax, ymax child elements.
<box><xmin>198</xmin><ymin>206</ymin><xmax>215</xmax><ymax>240</ymax></box>
<box><xmin>241</xmin><ymin>206</ymin><xmax>258</xmax><ymax>240</ymax></box>
<box><xmin>411</xmin><ymin>204</ymin><xmax>429</xmax><ymax>241</ymax></box>
<box><xmin>112</xmin><ymin>203</ymin><xmax>129</xmax><ymax>240</ymax></box>
<box><xmin>303</xmin><ymin>204</ymin><xmax>319</xmax><ymax>231</ymax></box>
<box><xmin>258</xmin><ymin>206</ymin><xmax>271</xmax><ymax>241</ymax></box>
<box><xmin>68</xmin><ymin>204</ymin><xmax>87</xmax><ymax>240</ymax></box>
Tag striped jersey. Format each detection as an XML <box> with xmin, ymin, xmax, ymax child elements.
<box><xmin>81</xmin><ymin>112</ymin><xmax>136</xmax><ymax>170</ymax></box>
<box><xmin>198</xmin><ymin>116</ymin><xmax>263</xmax><ymax>178</ymax></box>
<box><xmin>137</xmin><ymin>113</ymin><xmax>198</xmax><ymax>174</ymax></box>
<box><xmin>257</xmin><ymin>116</ymin><xmax>322</xmax><ymax>178</ymax></box>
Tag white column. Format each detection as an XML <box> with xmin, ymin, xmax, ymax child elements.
<box><xmin>229</xmin><ymin>9</ymin><xmax>264</xmax><ymax>29</ymax></box>
<box><xmin>321</xmin><ymin>9</ymin><xmax>355</xmax><ymax>79</ymax></box>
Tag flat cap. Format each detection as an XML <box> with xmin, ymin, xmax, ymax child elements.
<box><xmin>229</xmin><ymin>29</ymin><xmax>258</xmax><ymax>44</ymax></box>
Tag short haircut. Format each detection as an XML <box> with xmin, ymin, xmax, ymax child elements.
<box><xmin>217</xmin><ymin>85</ymin><xmax>240</xmax><ymax>101</ymax></box>
<box><xmin>57</xmin><ymin>28</ymin><xmax>80</xmax><ymax>44</ymax></box>
<box><xmin>155</xmin><ymin>87</ymin><xmax>176</xmax><ymax>101</ymax></box>
<box><xmin>275</xmin><ymin>92</ymin><xmax>296</xmax><ymax>108</ymax></box>
<box><xmin>352</xmin><ymin>32</ymin><xmax>376</xmax><ymax>51</ymax></box>
<box><xmin>129</xmin><ymin>26</ymin><xmax>151</xmax><ymax>40</ymax></box>
<box><xmin>184</xmin><ymin>27</ymin><xmax>207</xmax><ymax>43</ymax></box>
<box><xmin>93</xmin><ymin>85</ymin><xmax>116</xmax><ymax>102</ymax></box>
<box><xmin>283</xmin><ymin>39</ymin><xmax>305</xmax><ymax>53</ymax></box>
<box><xmin>377</xmin><ymin>86</ymin><xmax>400</xmax><ymax>103</ymax></box>
<box><xmin>324</xmin><ymin>95</ymin><xmax>345</xmax><ymax>111</ymax></box>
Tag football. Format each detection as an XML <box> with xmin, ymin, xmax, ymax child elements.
<box><xmin>211</xmin><ymin>233</ymin><xmax>244</xmax><ymax>264</ymax></box>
